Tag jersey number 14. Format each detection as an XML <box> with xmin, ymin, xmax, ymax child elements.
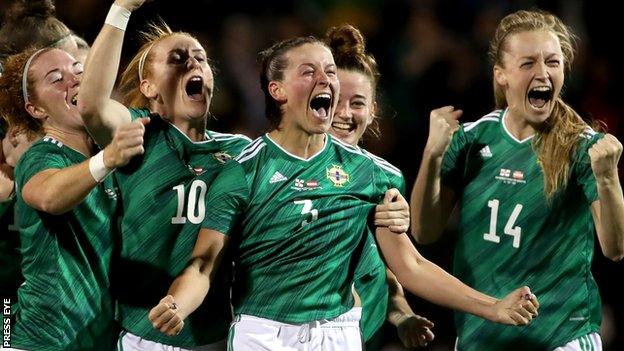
<box><xmin>483</xmin><ymin>199</ymin><xmax>523</xmax><ymax>248</ymax></box>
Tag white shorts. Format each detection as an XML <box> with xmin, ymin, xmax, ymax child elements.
<box><xmin>553</xmin><ymin>333</ymin><xmax>602</xmax><ymax>351</ymax></box>
<box><xmin>117</xmin><ymin>330</ymin><xmax>226</xmax><ymax>351</ymax></box>
<box><xmin>454</xmin><ymin>332</ymin><xmax>602</xmax><ymax>351</ymax></box>
<box><xmin>228</xmin><ymin>307</ymin><xmax>363</xmax><ymax>351</ymax></box>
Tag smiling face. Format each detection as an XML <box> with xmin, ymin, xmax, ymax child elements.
<box><xmin>274</xmin><ymin>43</ymin><xmax>339</xmax><ymax>135</ymax></box>
<box><xmin>331</xmin><ymin>69</ymin><xmax>374</xmax><ymax>146</ymax></box>
<box><xmin>142</xmin><ymin>34</ymin><xmax>214</xmax><ymax>121</ymax></box>
<box><xmin>26</xmin><ymin>48</ymin><xmax>84</xmax><ymax>131</ymax></box>
<box><xmin>494</xmin><ymin>30</ymin><xmax>565</xmax><ymax>126</ymax></box>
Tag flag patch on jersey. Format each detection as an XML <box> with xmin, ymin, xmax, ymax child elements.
<box><xmin>479</xmin><ymin>145</ymin><xmax>492</xmax><ymax>158</ymax></box>
<box><xmin>326</xmin><ymin>164</ymin><xmax>350</xmax><ymax>187</ymax></box>
<box><xmin>188</xmin><ymin>165</ymin><xmax>207</xmax><ymax>175</ymax></box>
<box><xmin>269</xmin><ymin>171</ymin><xmax>288</xmax><ymax>184</ymax></box>
<box><xmin>291</xmin><ymin>178</ymin><xmax>321</xmax><ymax>191</ymax></box>
<box><xmin>496</xmin><ymin>168</ymin><xmax>526</xmax><ymax>185</ymax></box>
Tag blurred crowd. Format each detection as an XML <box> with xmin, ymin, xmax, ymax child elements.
<box><xmin>1</xmin><ymin>0</ymin><xmax>621</xmax><ymax>349</ymax></box>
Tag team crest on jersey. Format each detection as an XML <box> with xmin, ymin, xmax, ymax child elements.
<box><xmin>212</xmin><ymin>151</ymin><xmax>233</xmax><ymax>164</ymax></box>
<box><xmin>291</xmin><ymin>178</ymin><xmax>321</xmax><ymax>191</ymax></box>
<box><xmin>326</xmin><ymin>164</ymin><xmax>350</xmax><ymax>187</ymax></box>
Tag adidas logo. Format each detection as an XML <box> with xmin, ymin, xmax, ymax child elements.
<box><xmin>479</xmin><ymin>145</ymin><xmax>492</xmax><ymax>158</ymax></box>
<box><xmin>269</xmin><ymin>171</ymin><xmax>288</xmax><ymax>184</ymax></box>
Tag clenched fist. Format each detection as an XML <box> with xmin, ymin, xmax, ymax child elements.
<box><xmin>589</xmin><ymin>134</ymin><xmax>622</xmax><ymax>180</ymax></box>
<box><xmin>425</xmin><ymin>106</ymin><xmax>462</xmax><ymax>158</ymax></box>
<box><xmin>103</xmin><ymin>117</ymin><xmax>150</xmax><ymax>169</ymax></box>
<box><xmin>148</xmin><ymin>295</ymin><xmax>184</xmax><ymax>336</ymax></box>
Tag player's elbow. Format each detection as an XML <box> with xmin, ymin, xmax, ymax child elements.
<box><xmin>601</xmin><ymin>242</ymin><xmax>624</xmax><ymax>262</ymax></box>
<box><xmin>410</xmin><ymin>225</ymin><xmax>439</xmax><ymax>245</ymax></box>
<box><xmin>603</xmin><ymin>248</ymin><xmax>624</xmax><ymax>262</ymax></box>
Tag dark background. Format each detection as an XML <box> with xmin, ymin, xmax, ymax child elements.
<box><xmin>2</xmin><ymin>0</ymin><xmax>621</xmax><ymax>349</ymax></box>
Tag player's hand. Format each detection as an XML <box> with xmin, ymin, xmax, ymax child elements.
<box><xmin>589</xmin><ymin>134</ymin><xmax>622</xmax><ymax>180</ymax></box>
<box><xmin>425</xmin><ymin>106</ymin><xmax>462</xmax><ymax>158</ymax></box>
<box><xmin>148</xmin><ymin>295</ymin><xmax>184</xmax><ymax>336</ymax></box>
<box><xmin>396</xmin><ymin>314</ymin><xmax>435</xmax><ymax>348</ymax></box>
<box><xmin>375</xmin><ymin>188</ymin><xmax>410</xmax><ymax>234</ymax></box>
<box><xmin>492</xmin><ymin>286</ymin><xmax>539</xmax><ymax>325</ymax></box>
<box><xmin>114</xmin><ymin>0</ymin><xmax>150</xmax><ymax>12</ymax></box>
<box><xmin>103</xmin><ymin>117</ymin><xmax>150</xmax><ymax>169</ymax></box>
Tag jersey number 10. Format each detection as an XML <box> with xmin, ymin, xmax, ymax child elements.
<box><xmin>171</xmin><ymin>180</ymin><xmax>208</xmax><ymax>224</ymax></box>
<box><xmin>483</xmin><ymin>199</ymin><xmax>523</xmax><ymax>248</ymax></box>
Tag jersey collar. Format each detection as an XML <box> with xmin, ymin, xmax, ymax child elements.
<box><xmin>264</xmin><ymin>133</ymin><xmax>329</xmax><ymax>162</ymax></box>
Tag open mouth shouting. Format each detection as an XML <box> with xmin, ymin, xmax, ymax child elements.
<box><xmin>309</xmin><ymin>92</ymin><xmax>332</xmax><ymax>120</ymax></box>
<box><xmin>185</xmin><ymin>76</ymin><xmax>204</xmax><ymax>101</ymax></box>
<box><xmin>527</xmin><ymin>85</ymin><xmax>553</xmax><ymax>111</ymax></box>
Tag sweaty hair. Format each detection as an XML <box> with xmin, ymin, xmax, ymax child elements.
<box><xmin>258</xmin><ymin>36</ymin><xmax>328</xmax><ymax>129</ymax></box>
<box><xmin>118</xmin><ymin>21</ymin><xmax>202</xmax><ymax>109</ymax></box>
<box><xmin>0</xmin><ymin>48</ymin><xmax>53</xmax><ymax>137</ymax></box>
<box><xmin>325</xmin><ymin>24</ymin><xmax>381</xmax><ymax>140</ymax></box>
<box><xmin>0</xmin><ymin>0</ymin><xmax>72</xmax><ymax>58</ymax></box>
<box><xmin>489</xmin><ymin>9</ymin><xmax>588</xmax><ymax>199</ymax></box>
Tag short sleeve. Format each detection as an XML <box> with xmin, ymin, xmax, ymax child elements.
<box><xmin>128</xmin><ymin>108</ymin><xmax>151</xmax><ymax>121</ymax></box>
<box><xmin>441</xmin><ymin>126</ymin><xmax>468</xmax><ymax>191</ymax></box>
<box><xmin>574</xmin><ymin>133</ymin><xmax>604</xmax><ymax>204</ymax></box>
<box><xmin>201</xmin><ymin>160</ymin><xmax>251</xmax><ymax>236</ymax></box>
<box><xmin>15</xmin><ymin>144</ymin><xmax>68</xmax><ymax>189</ymax></box>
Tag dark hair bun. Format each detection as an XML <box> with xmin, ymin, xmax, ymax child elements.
<box><xmin>326</xmin><ymin>24</ymin><xmax>366</xmax><ymax>60</ymax></box>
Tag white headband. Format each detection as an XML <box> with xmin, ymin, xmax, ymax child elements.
<box><xmin>138</xmin><ymin>43</ymin><xmax>155</xmax><ymax>82</ymax></box>
<box><xmin>22</xmin><ymin>49</ymin><xmax>46</xmax><ymax>105</ymax></box>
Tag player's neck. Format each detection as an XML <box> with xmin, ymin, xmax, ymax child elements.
<box><xmin>151</xmin><ymin>103</ymin><xmax>207</xmax><ymax>142</ymax></box>
<box><xmin>504</xmin><ymin>109</ymin><xmax>536</xmax><ymax>141</ymax></box>
<box><xmin>268</xmin><ymin>128</ymin><xmax>326</xmax><ymax>160</ymax></box>
<box><xmin>44</xmin><ymin>125</ymin><xmax>94</xmax><ymax>156</ymax></box>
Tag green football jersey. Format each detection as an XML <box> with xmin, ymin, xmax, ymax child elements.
<box><xmin>354</xmin><ymin>149</ymin><xmax>406</xmax><ymax>341</ymax></box>
<box><xmin>442</xmin><ymin>109</ymin><xmax>602</xmax><ymax>350</ymax></box>
<box><xmin>11</xmin><ymin>136</ymin><xmax>118</xmax><ymax>350</ymax></box>
<box><xmin>0</xmin><ymin>196</ymin><xmax>21</xmax><ymax>302</ymax></box>
<box><xmin>202</xmin><ymin>133</ymin><xmax>396</xmax><ymax>323</ymax></box>
<box><xmin>114</xmin><ymin>109</ymin><xmax>250</xmax><ymax>347</ymax></box>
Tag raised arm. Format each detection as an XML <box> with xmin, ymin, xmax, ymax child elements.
<box><xmin>78</xmin><ymin>0</ymin><xmax>147</xmax><ymax>145</ymax></box>
<box><xmin>375</xmin><ymin>228</ymin><xmax>539</xmax><ymax>326</ymax></box>
<box><xmin>149</xmin><ymin>228</ymin><xmax>229</xmax><ymax>336</ymax></box>
<box><xmin>410</xmin><ymin>106</ymin><xmax>461</xmax><ymax>244</ymax></box>
<box><xmin>589</xmin><ymin>134</ymin><xmax>624</xmax><ymax>261</ymax></box>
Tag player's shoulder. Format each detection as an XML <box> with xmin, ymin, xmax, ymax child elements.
<box><xmin>234</xmin><ymin>136</ymin><xmax>268</xmax><ymax>165</ymax></box>
<box><xmin>209</xmin><ymin>131</ymin><xmax>252</xmax><ymax>153</ymax></box>
<box><xmin>331</xmin><ymin>136</ymin><xmax>403</xmax><ymax>177</ymax></box>
<box><xmin>461</xmin><ymin>109</ymin><xmax>503</xmax><ymax>134</ymax></box>
<box><xmin>360</xmin><ymin>148</ymin><xmax>403</xmax><ymax>178</ymax></box>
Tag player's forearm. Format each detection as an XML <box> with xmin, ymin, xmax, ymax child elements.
<box><xmin>22</xmin><ymin>162</ymin><xmax>99</xmax><ymax>215</ymax></box>
<box><xmin>596</xmin><ymin>173</ymin><xmax>624</xmax><ymax>261</ymax></box>
<box><xmin>376</xmin><ymin>229</ymin><xmax>498</xmax><ymax>322</ymax></box>
<box><xmin>168</xmin><ymin>260</ymin><xmax>212</xmax><ymax>320</ymax></box>
<box><xmin>386</xmin><ymin>269</ymin><xmax>417</xmax><ymax>327</ymax></box>
<box><xmin>410</xmin><ymin>150</ymin><xmax>445</xmax><ymax>244</ymax></box>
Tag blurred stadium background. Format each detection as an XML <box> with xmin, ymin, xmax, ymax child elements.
<box><xmin>1</xmin><ymin>0</ymin><xmax>621</xmax><ymax>349</ymax></box>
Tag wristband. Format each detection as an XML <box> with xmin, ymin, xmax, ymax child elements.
<box><xmin>89</xmin><ymin>150</ymin><xmax>114</xmax><ymax>182</ymax></box>
<box><xmin>105</xmin><ymin>4</ymin><xmax>131</xmax><ymax>31</ymax></box>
